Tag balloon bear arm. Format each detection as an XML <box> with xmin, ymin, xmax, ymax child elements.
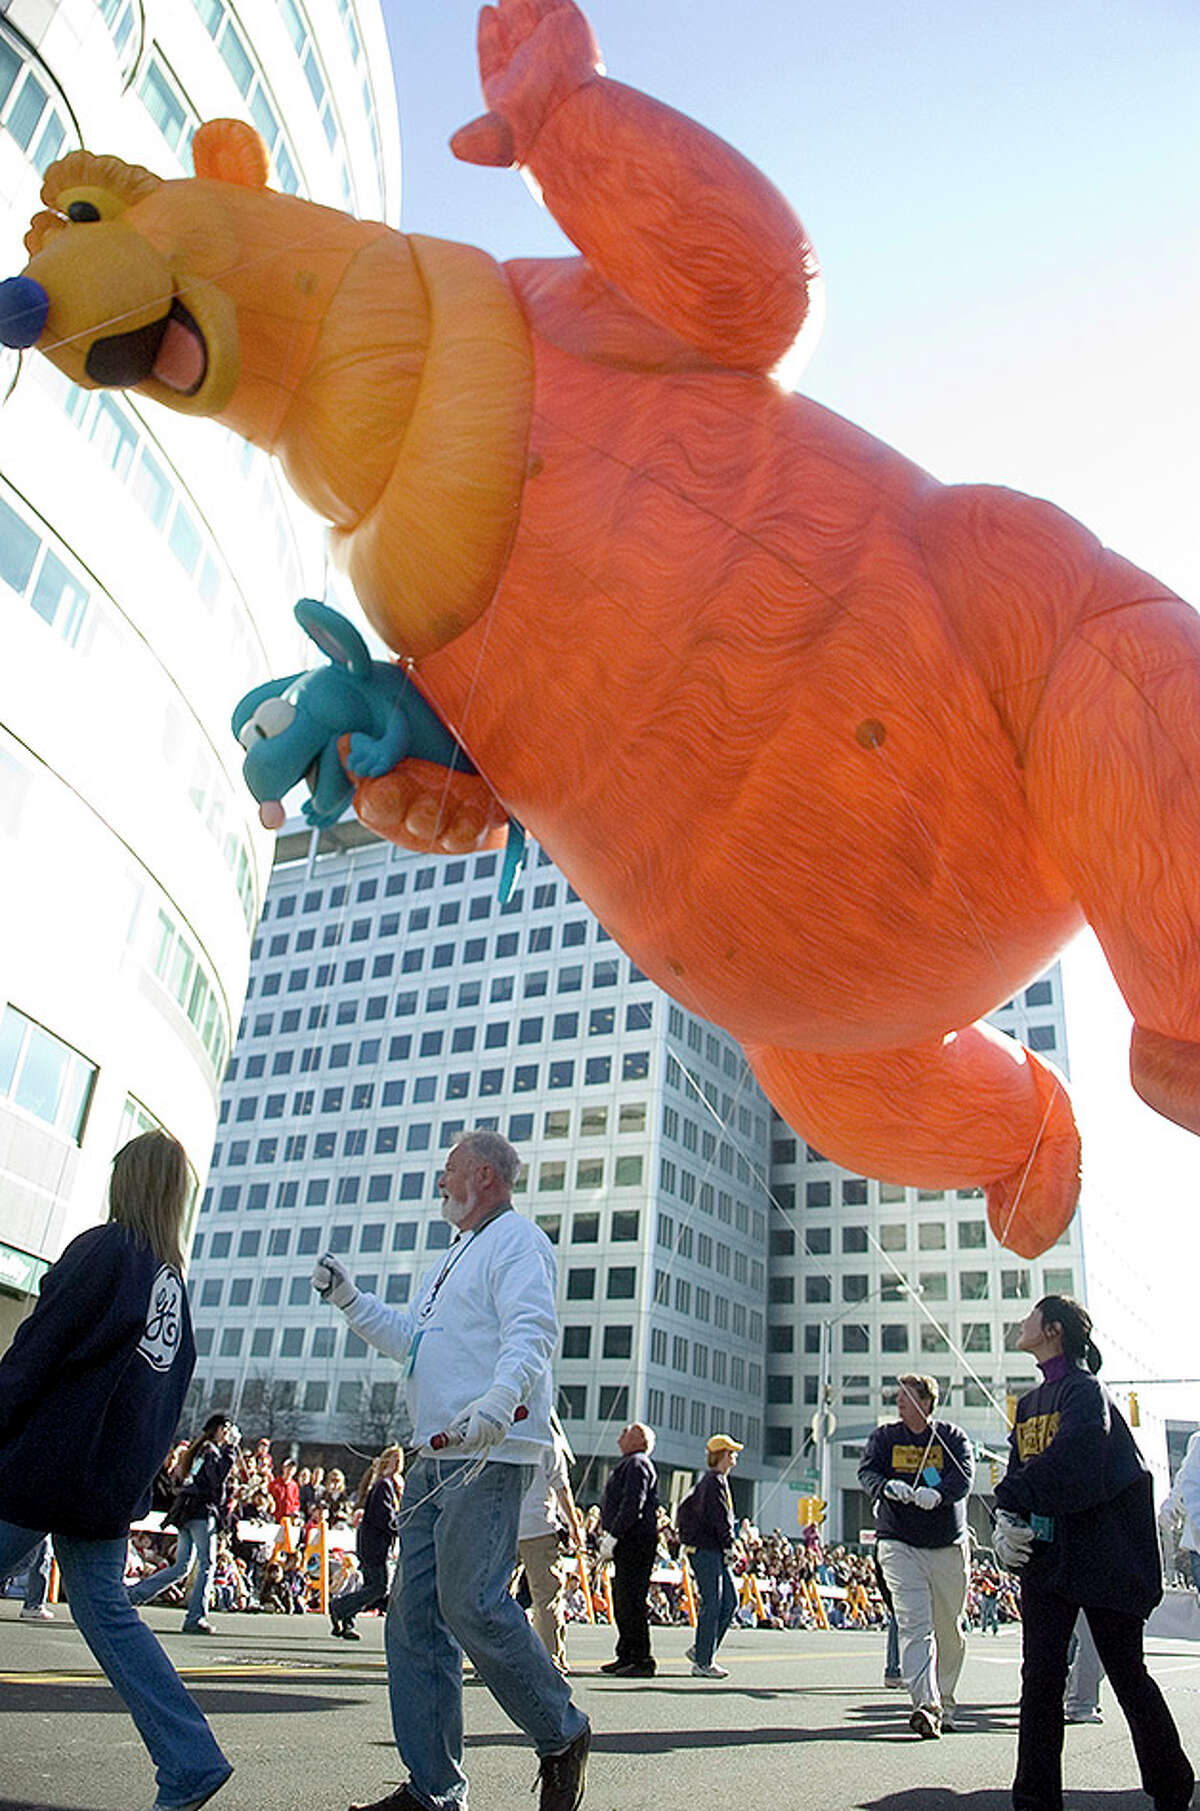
<box><xmin>349</xmin><ymin>754</ymin><xmax>509</xmax><ymax>857</ymax></box>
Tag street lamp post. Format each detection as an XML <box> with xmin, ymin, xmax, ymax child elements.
<box><xmin>813</xmin><ymin>1280</ymin><xmax>923</xmax><ymax>1541</ymax></box>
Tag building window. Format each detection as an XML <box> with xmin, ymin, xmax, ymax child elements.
<box><xmin>566</xmin><ymin>1268</ymin><xmax>595</xmax><ymax>1300</ymax></box>
<box><xmin>607</xmin><ymin>1267</ymin><xmax>636</xmax><ymax>1300</ymax></box>
<box><xmin>598</xmin><ymin>1385</ymin><xmax>628</xmax><ymax>1421</ymax></box>
<box><xmin>0</xmin><ymin>1004</ymin><xmax>96</xmax><ymax>1141</ymax></box>
<box><xmin>557</xmin><ymin>1385</ymin><xmax>587</xmax><ymax>1420</ymax></box>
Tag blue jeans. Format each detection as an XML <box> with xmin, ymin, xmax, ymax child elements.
<box><xmin>886</xmin><ymin>1612</ymin><xmax>901</xmax><ymax>1675</ymax></box>
<box><xmin>690</xmin><ymin>1547</ymin><xmax>737</xmax><ymax>1666</ymax></box>
<box><xmin>0</xmin><ymin>1516</ymin><xmax>229</xmax><ymax>1808</ymax></box>
<box><xmin>2</xmin><ymin>1532</ymin><xmax>51</xmax><ymax>1608</ymax></box>
<box><xmin>128</xmin><ymin>1517</ymin><xmax>216</xmax><ymax>1628</ymax></box>
<box><xmin>386</xmin><ymin>1457</ymin><xmax>587</xmax><ymax>1810</ymax></box>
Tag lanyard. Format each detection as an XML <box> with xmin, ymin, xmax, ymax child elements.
<box><xmin>416</xmin><ymin>1205</ymin><xmax>512</xmax><ymax>1323</ymax></box>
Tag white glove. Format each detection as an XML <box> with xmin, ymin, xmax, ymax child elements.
<box><xmin>912</xmin><ymin>1486</ymin><xmax>942</xmax><ymax>1511</ymax></box>
<box><xmin>226</xmin><ymin>1424</ymin><xmax>242</xmax><ymax>1447</ymax></box>
<box><xmin>598</xmin><ymin>1532</ymin><xmax>617</xmax><ymax>1563</ymax></box>
<box><xmin>883</xmin><ymin>1479</ymin><xmax>915</xmax><ymax>1504</ymax></box>
<box><xmin>993</xmin><ymin>1509</ymin><xmax>1035</xmax><ymax>1571</ymax></box>
<box><xmin>444</xmin><ymin>1383</ymin><xmax>520</xmax><ymax>1452</ymax></box>
<box><xmin>311</xmin><ymin>1253</ymin><xmax>358</xmax><ymax>1311</ymax></box>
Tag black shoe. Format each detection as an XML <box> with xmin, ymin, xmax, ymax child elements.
<box><xmin>349</xmin><ymin>1788</ymin><xmax>429</xmax><ymax>1811</ymax></box>
<box><xmin>608</xmin><ymin>1659</ymin><xmax>655</xmax><ymax>1677</ymax></box>
<box><xmin>330</xmin><ymin>1624</ymin><xmax>344</xmax><ymax>1638</ymax></box>
<box><xmin>599</xmin><ymin>1659</ymin><xmax>625</xmax><ymax>1673</ymax></box>
<box><xmin>341</xmin><ymin>1627</ymin><xmax>361</xmax><ymax>1641</ymax></box>
<box><xmin>535</xmin><ymin>1724</ymin><xmax>590</xmax><ymax>1811</ymax></box>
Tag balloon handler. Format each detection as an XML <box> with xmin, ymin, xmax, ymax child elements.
<box><xmin>9</xmin><ymin>0</ymin><xmax>1200</xmax><ymax>1256</ymax></box>
<box><xmin>311</xmin><ymin>1130</ymin><xmax>590</xmax><ymax>1811</ymax></box>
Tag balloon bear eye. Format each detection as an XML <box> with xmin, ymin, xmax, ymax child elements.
<box><xmin>66</xmin><ymin>201</ymin><xmax>102</xmax><ymax>223</ymax></box>
<box><xmin>237</xmin><ymin>696</ymin><xmax>296</xmax><ymax>749</ymax></box>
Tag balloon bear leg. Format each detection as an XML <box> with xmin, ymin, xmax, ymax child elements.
<box><xmin>1020</xmin><ymin>597</ymin><xmax>1200</xmax><ymax>1138</ymax></box>
<box><xmin>745</xmin><ymin>1024</ymin><xmax>1080</xmax><ymax>1259</ymax></box>
<box><xmin>917</xmin><ymin>482</ymin><xmax>1200</xmax><ymax>1140</ymax></box>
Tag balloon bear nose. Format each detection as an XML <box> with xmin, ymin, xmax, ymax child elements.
<box><xmin>0</xmin><ymin>275</ymin><xmax>49</xmax><ymax>348</ymax></box>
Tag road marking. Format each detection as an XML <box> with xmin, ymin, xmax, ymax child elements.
<box><xmin>0</xmin><ymin>1661</ymin><xmax>388</xmax><ymax>1685</ymax></box>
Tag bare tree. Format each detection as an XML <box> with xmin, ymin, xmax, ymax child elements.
<box><xmin>238</xmin><ymin>1372</ymin><xmax>304</xmax><ymax>1442</ymax></box>
<box><xmin>348</xmin><ymin>1378</ymin><xmax>411</xmax><ymax>1452</ymax></box>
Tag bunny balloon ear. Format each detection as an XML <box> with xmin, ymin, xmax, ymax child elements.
<box><xmin>295</xmin><ymin>599</ymin><xmax>373</xmax><ymax>678</ymax></box>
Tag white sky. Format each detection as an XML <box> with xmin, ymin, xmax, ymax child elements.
<box><xmin>377</xmin><ymin>2</ymin><xmax>1200</xmax><ymax>1414</ymax></box>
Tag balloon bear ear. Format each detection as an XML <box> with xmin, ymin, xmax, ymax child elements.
<box><xmin>295</xmin><ymin>599</ymin><xmax>373</xmax><ymax>679</ymax></box>
<box><xmin>192</xmin><ymin>119</ymin><xmax>271</xmax><ymax>188</ymax></box>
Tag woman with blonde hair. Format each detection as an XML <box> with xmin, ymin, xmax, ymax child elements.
<box><xmin>330</xmin><ymin>1447</ymin><xmax>403</xmax><ymax>1639</ymax></box>
<box><xmin>0</xmin><ymin>1130</ymin><xmax>231</xmax><ymax>1811</ymax></box>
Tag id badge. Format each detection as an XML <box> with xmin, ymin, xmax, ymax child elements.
<box><xmin>1030</xmin><ymin>1512</ymin><xmax>1055</xmax><ymax>1543</ymax></box>
<box><xmin>921</xmin><ymin>1464</ymin><xmax>941</xmax><ymax>1488</ymax></box>
<box><xmin>405</xmin><ymin>1329</ymin><xmax>424</xmax><ymax>1377</ymax></box>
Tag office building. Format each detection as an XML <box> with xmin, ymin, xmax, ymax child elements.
<box><xmin>188</xmin><ymin>820</ymin><xmax>774</xmax><ymax>1501</ymax></box>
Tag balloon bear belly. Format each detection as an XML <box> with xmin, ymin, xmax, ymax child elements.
<box><xmin>417</xmin><ymin>357</ymin><xmax>1082</xmax><ymax>1052</ymax></box>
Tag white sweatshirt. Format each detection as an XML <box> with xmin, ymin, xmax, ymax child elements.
<box><xmin>341</xmin><ymin>1207</ymin><xmax>557</xmax><ymax>1464</ymax></box>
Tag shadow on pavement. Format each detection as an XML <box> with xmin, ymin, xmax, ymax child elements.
<box><xmin>0</xmin><ymin>1680</ymin><xmax>358</xmax><ymax>1716</ymax></box>
<box><xmin>464</xmin><ymin>1723</ymin><xmax>953</xmax><ymax>1752</ymax></box>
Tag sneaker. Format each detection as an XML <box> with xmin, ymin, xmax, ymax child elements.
<box><xmin>941</xmin><ymin>1711</ymin><xmax>957</xmax><ymax>1732</ymax></box>
<box><xmin>606</xmin><ymin>1659</ymin><xmax>655</xmax><ymax>1677</ymax></box>
<box><xmin>909</xmin><ymin>1705</ymin><xmax>941</xmax><ymax>1740</ymax></box>
<box><xmin>599</xmin><ymin>1658</ymin><xmax>626</xmax><ymax>1673</ymax></box>
<box><xmin>349</xmin><ymin>1789</ymin><xmax>430</xmax><ymax>1811</ymax></box>
<box><xmin>884</xmin><ymin>1674</ymin><xmax>905</xmax><ymax>1689</ymax></box>
<box><xmin>534</xmin><ymin>1723</ymin><xmax>590</xmax><ymax>1811</ymax></box>
<box><xmin>1065</xmin><ymin>1709</ymin><xmax>1103</xmax><ymax>1724</ymax></box>
<box><xmin>19</xmin><ymin>1605</ymin><xmax>54</xmax><ymax>1621</ymax></box>
<box><xmin>181</xmin><ymin>1619</ymin><xmax>216</xmax><ymax>1635</ymax></box>
<box><xmin>147</xmin><ymin>1763</ymin><xmax>233</xmax><ymax>1811</ymax></box>
<box><xmin>691</xmin><ymin>1661</ymin><xmax>729</xmax><ymax>1678</ymax></box>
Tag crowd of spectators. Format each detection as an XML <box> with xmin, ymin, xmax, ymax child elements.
<box><xmin>119</xmin><ymin>1433</ymin><xmax>1022</xmax><ymax>1634</ymax></box>
<box><xmin>565</xmin><ymin>1504</ymin><xmax>1022</xmax><ymax>1634</ymax></box>
<box><xmin>124</xmin><ymin>1435</ymin><xmax>370</xmax><ymax>1617</ymax></box>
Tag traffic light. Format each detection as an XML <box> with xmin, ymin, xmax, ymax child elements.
<box><xmin>1128</xmin><ymin>1392</ymin><xmax>1140</xmax><ymax>1427</ymax></box>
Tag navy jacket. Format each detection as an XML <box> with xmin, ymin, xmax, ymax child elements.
<box><xmin>601</xmin><ymin>1451</ymin><xmax>659</xmax><ymax>1543</ymax></box>
<box><xmin>685</xmin><ymin>1469</ymin><xmax>737</xmax><ymax>1552</ymax></box>
<box><xmin>170</xmin><ymin>1441</ymin><xmax>235</xmax><ymax>1528</ymax></box>
<box><xmin>0</xmin><ymin>1223</ymin><xmax>195</xmax><ymax>1539</ymax></box>
<box><xmin>994</xmin><ymin>1363</ymin><xmax>1161</xmax><ymax>1616</ymax></box>
<box><xmin>357</xmin><ymin>1476</ymin><xmax>401</xmax><ymax>1569</ymax></box>
<box><xmin>858</xmin><ymin>1417</ymin><xmax>974</xmax><ymax>1548</ymax></box>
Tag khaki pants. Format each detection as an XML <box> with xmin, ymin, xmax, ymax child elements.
<box><xmin>517</xmin><ymin>1533</ymin><xmax>566</xmax><ymax>1671</ymax></box>
<box><xmin>877</xmin><ymin>1538</ymin><xmax>968</xmax><ymax>1715</ymax></box>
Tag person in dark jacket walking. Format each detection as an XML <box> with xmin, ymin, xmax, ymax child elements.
<box><xmin>599</xmin><ymin>1422</ymin><xmax>660</xmax><ymax>1677</ymax></box>
<box><xmin>129</xmin><ymin>1414</ymin><xmax>238</xmax><ymax>1633</ymax></box>
<box><xmin>0</xmin><ymin>1130</ymin><xmax>231</xmax><ymax>1811</ymax></box>
<box><xmin>331</xmin><ymin>1446</ymin><xmax>403</xmax><ymax>1638</ymax></box>
<box><xmin>858</xmin><ymin>1373</ymin><xmax>975</xmax><ymax>1739</ymax></box>
<box><xmin>994</xmin><ymin>1295</ymin><xmax>1194</xmax><ymax>1811</ymax></box>
<box><xmin>682</xmin><ymin>1433</ymin><xmax>742</xmax><ymax>1679</ymax></box>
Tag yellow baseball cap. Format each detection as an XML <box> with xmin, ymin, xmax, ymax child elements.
<box><xmin>706</xmin><ymin>1434</ymin><xmax>744</xmax><ymax>1455</ymax></box>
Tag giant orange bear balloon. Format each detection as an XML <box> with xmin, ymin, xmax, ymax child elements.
<box><xmin>6</xmin><ymin>0</ymin><xmax>1199</xmax><ymax>1257</ymax></box>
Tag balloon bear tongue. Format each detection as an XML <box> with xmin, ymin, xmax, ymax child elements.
<box><xmin>259</xmin><ymin>801</ymin><xmax>286</xmax><ymax>830</ymax></box>
<box><xmin>152</xmin><ymin>314</ymin><xmax>206</xmax><ymax>393</ymax></box>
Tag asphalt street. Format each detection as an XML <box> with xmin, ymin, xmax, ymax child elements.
<box><xmin>4</xmin><ymin>1606</ymin><xmax>1200</xmax><ymax>1811</ymax></box>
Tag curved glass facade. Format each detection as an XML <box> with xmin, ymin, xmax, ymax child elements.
<box><xmin>0</xmin><ymin>0</ymin><xmax>400</xmax><ymax>1350</ymax></box>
